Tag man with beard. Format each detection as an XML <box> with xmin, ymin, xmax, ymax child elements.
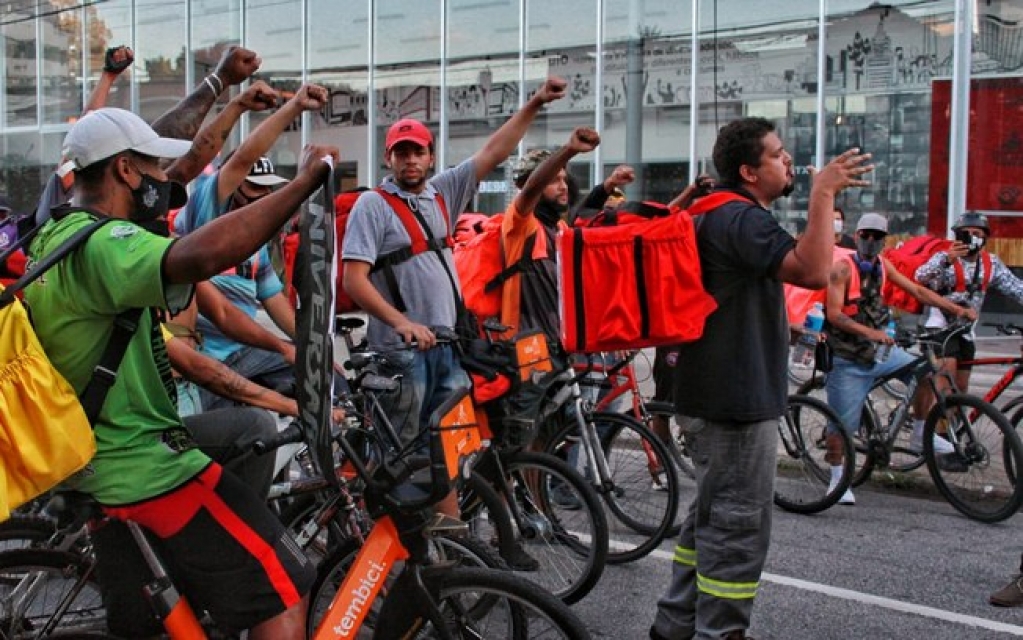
<box><xmin>341</xmin><ymin>77</ymin><xmax>566</xmax><ymax>461</ymax></box>
<box><xmin>174</xmin><ymin>84</ymin><xmax>328</xmax><ymax>403</ymax></box>
<box><xmin>650</xmin><ymin>117</ymin><xmax>874</xmax><ymax>640</ymax></box>
<box><xmin>499</xmin><ymin>129</ymin><xmax>600</xmax><ymax>343</ymax></box>
<box><xmin>822</xmin><ymin>213</ymin><xmax>974</xmax><ymax>505</ymax></box>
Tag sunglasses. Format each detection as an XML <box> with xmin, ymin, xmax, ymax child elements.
<box><xmin>857</xmin><ymin>230</ymin><xmax>886</xmax><ymax>241</ymax></box>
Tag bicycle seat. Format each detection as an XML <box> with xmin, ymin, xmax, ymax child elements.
<box><xmin>360</xmin><ymin>373</ymin><xmax>400</xmax><ymax>393</ymax></box>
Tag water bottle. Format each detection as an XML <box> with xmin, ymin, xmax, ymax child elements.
<box><xmin>794</xmin><ymin>302</ymin><xmax>825</xmax><ymax>367</ymax></box>
<box><xmin>875</xmin><ymin>319</ymin><xmax>897</xmax><ymax>363</ymax></box>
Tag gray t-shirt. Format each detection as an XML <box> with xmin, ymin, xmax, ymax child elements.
<box><xmin>343</xmin><ymin>158</ymin><xmax>478</xmax><ymax>347</ymax></box>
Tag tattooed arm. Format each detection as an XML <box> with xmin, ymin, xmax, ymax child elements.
<box><xmin>150</xmin><ymin>45</ymin><xmax>262</xmax><ymax>140</ymax></box>
<box><xmin>166</xmin><ymin>336</ymin><xmax>298</xmax><ymax>416</ymax></box>
<box><xmin>166</xmin><ymin>80</ymin><xmax>280</xmax><ymax>185</ymax></box>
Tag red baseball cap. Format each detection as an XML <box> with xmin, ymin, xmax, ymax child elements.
<box><xmin>385</xmin><ymin>119</ymin><xmax>433</xmax><ymax>152</ymax></box>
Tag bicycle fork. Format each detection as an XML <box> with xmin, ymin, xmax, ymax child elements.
<box><xmin>564</xmin><ymin>384</ymin><xmax>616</xmax><ymax>494</ymax></box>
<box><xmin>125</xmin><ymin>521</ymin><xmax>207</xmax><ymax>640</ymax></box>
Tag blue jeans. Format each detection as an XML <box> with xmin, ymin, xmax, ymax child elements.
<box><xmin>824</xmin><ymin>348</ymin><xmax>915</xmax><ymax>435</ymax></box>
<box><xmin>377</xmin><ymin>345</ymin><xmax>470</xmax><ymax>451</ymax></box>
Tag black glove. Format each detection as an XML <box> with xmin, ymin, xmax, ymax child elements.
<box><xmin>103</xmin><ymin>46</ymin><xmax>134</xmax><ymax>74</ymax></box>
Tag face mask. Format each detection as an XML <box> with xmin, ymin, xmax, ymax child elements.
<box><xmin>833</xmin><ymin>220</ymin><xmax>844</xmax><ymax>234</ymax></box>
<box><xmin>781</xmin><ymin>182</ymin><xmax>794</xmax><ymax>198</ymax></box>
<box><xmin>128</xmin><ymin>165</ymin><xmax>186</xmax><ymax>223</ymax></box>
<box><xmin>856</xmin><ymin>237</ymin><xmax>884</xmax><ymax>260</ymax></box>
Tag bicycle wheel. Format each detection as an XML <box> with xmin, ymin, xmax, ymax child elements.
<box><xmin>640</xmin><ymin>401</ymin><xmax>693</xmax><ymax>539</ymax></box>
<box><xmin>375</xmin><ymin>566</ymin><xmax>592</xmax><ymax>639</ymax></box>
<box><xmin>924</xmin><ymin>394</ymin><xmax>1023</xmax><ymax>523</ymax></box>
<box><xmin>489</xmin><ymin>451</ymin><xmax>608</xmax><ymax>604</ymax></box>
<box><xmin>0</xmin><ymin>515</ymin><xmax>58</xmax><ymax>552</ymax></box>
<box><xmin>545</xmin><ymin>412</ymin><xmax>678</xmax><ymax>564</ymax></box>
<box><xmin>774</xmin><ymin>395</ymin><xmax>854</xmax><ymax>514</ymax></box>
<box><xmin>461</xmin><ymin>468</ymin><xmax>524</xmax><ymax>571</ymax></box>
<box><xmin>306</xmin><ymin>534</ymin><xmax>508</xmax><ymax>637</ymax></box>
<box><xmin>795</xmin><ymin>376</ymin><xmax>923</xmax><ymax>487</ymax></box>
<box><xmin>0</xmin><ymin>549</ymin><xmax>106</xmax><ymax>638</ymax></box>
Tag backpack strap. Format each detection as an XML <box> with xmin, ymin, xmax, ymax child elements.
<box><xmin>685</xmin><ymin>191</ymin><xmax>754</xmax><ymax>215</ymax></box>
<box><xmin>79</xmin><ymin>307</ymin><xmax>144</xmax><ymax>423</ymax></box>
<box><xmin>484</xmin><ymin>233</ymin><xmax>538</xmax><ymax>293</ymax></box>
<box><xmin>0</xmin><ymin>215</ymin><xmax>143</xmax><ymax>425</ymax></box>
<box><xmin>0</xmin><ymin>216</ymin><xmax>113</xmax><ymax>309</ymax></box>
<box><xmin>952</xmin><ymin>251</ymin><xmax>994</xmax><ymax>294</ymax></box>
<box><xmin>370</xmin><ymin>188</ymin><xmax>452</xmax><ymax>312</ymax></box>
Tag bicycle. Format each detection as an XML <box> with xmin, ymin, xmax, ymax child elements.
<box><xmin>2</xmin><ymin>388</ymin><xmax>590</xmax><ymax>639</ymax></box>
<box><xmin>538</xmin><ymin>354</ymin><xmax>680</xmax><ymax>564</ymax></box>
<box><xmin>796</xmin><ymin>322</ymin><xmax>1023</xmax><ymax>523</ymax></box>
<box><xmin>332</xmin><ymin>325</ymin><xmax>609</xmax><ymax>605</ymax></box>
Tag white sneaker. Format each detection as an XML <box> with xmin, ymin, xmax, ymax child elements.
<box><xmin>827</xmin><ymin>479</ymin><xmax>855</xmax><ymax>505</ymax></box>
<box><xmin>909</xmin><ymin>433</ymin><xmax>955</xmax><ymax>454</ymax></box>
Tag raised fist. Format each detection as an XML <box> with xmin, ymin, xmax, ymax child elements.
<box><xmin>103</xmin><ymin>46</ymin><xmax>134</xmax><ymax>74</ymax></box>
<box><xmin>214</xmin><ymin>46</ymin><xmax>261</xmax><ymax>86</ymax></box>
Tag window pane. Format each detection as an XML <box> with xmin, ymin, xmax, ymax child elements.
<box><xmin>309</xmin><ymin>0</ymin><xmax>369</xmax><ymax>189</ymax></box>
<box><xmin>137</xmin><ymin>1</ymin><xmax>187</xmax><ymax>123</ymax></box>
<box><xmin>86</xmin><ymin>1</ymin><xmax>132</xmax><ymax>112</ymax></box>
<box><xmin>41</xmin><ymin>2</ymin><xmax>83</xmax><ymax>126</ymax></box>
<box><xmin>4</xmin><ymin>6</ymin><xmax>38</xmax><ymax>126</ymax></box>
<box><xmin>374</xmin><ymin>0</ymin><xmax>442</xmax><ymax>185</ymax></box>
<box><xmin>524</xmin><ymin>0</ymin><xmax>597</xmax><ymax>200</ymax></box>
<box><xmin>604</xmin><ymin>0</ymin><xmax>693</xmax><ymax>205</ymax></box>
<box><xmin>447</xmin><ymin>0</ymin><xmax>521</xmax><ymax>212</ymax></box>
<box><xmin>246</xmin><ymin>0</ymin><xmax>303</xmax><ymax>177</ymax></box>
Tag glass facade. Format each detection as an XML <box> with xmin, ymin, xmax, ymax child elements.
<box><xmin>3</xmin><ymin>0</ymin><xmax>1023</xmax><ymax>263</ymax></box>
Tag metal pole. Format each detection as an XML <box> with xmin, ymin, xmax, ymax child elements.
<box><xmin>947</xmin><ymin>0</ymin><xmax>973</xmax><ymax>237</ymax></box>
<box><xmin>814</xmin><ymin>0</ymin><xmax>827</xmax><ymax>170</ymax></box>
<box><xmin>687</xmin><ymin>0</ymin><xmax>700</xmax><ymax>183</ymax></box>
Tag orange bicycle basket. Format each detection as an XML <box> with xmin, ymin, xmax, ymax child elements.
<box><xmin>437</xmin><ymin>393</ymin><xmax>483</xmax><ymax>480</ymax></box>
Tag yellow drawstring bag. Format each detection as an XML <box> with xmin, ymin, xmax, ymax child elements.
<box><xmin>0</xmin><ymin>285</ymin><xmax>95</xmax><ymax>521</ymax></box>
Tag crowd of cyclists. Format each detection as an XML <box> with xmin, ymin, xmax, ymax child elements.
<box><xmin>2</xmin><ymin>41</ymin><xmax>1023</xmax><ymax>640</ymax></box>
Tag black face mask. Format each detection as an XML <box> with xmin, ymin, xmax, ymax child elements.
<box><xmin>128</xmin><ymin>166</ymin><xmax>186</xmax><ymax>223</ymax></box>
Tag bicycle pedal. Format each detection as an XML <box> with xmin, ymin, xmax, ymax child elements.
<box><xmin>423</xmin><ymin>513</ymin><xmax>469</xmax><ymax>538</ymax></box>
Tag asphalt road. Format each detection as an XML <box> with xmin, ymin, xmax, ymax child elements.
<box><xmin>568</xmin><ymin>335</ymin><xmax>1023</xmax><ymax>640</ymax></box>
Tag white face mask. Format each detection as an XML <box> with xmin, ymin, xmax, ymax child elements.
<box><xmin>833</xmin><ymin>220</ymin><xmax>844</xmax><ymax>234</ymax></box>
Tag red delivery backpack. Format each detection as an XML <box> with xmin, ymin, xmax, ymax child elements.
<box><xmin>284</xmin><ymin>188</ymin><xmax>450</xmax><ymax>314</ymax></box>
<box><xmin>558</xmin><ymin>193</ymin><xmax>747</xmax><ymax>353</ymax></box>
<box><xmin>881</xmin><ymin>235</ymin><xmax>991</xmax><ymax>313</ymax></box>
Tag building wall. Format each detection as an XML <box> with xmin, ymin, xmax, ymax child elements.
<box><xmin>3</xmin><ymin>0</ymin><xmax>1023</xmax><ymax>260</ymax></box>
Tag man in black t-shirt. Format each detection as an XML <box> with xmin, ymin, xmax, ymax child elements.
<box><xmin>650</xmin><ymin>118</ymin><xmax>874</xmax><ymax>640</ymax></box>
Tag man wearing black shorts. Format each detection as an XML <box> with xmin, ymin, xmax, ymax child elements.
<box><xmin>26</xmin><ymin>108</ymin><xmax>338</xmax><ymax>638</ymax></box>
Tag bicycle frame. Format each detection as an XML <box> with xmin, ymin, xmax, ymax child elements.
<box><xmin>572</xmin><ymin>352</ymin><xmax>661</xmax><ymax>476</ymax></box>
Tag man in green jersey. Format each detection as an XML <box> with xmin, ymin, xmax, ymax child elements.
<box><xmin>26</xmin><ymin>107</ymin><xmax>337</xmax><ymax>639</ymax></box>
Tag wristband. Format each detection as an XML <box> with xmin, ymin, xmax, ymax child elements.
<box><xmin>205</xmin><ymin>74</ymin><xmax>224</xmax><ymax>95</ymax></box>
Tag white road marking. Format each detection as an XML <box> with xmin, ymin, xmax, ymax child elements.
<box><xmin>646</xmin><ymin>546</ymin><xmax>1023</xmax><ymax>636</ymax></box>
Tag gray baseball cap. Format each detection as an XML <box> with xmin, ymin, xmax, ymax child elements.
<box><xmin>856</xmin><ymin>213</ymin><xmax>889</xmax><ymax>234</ymax></box>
